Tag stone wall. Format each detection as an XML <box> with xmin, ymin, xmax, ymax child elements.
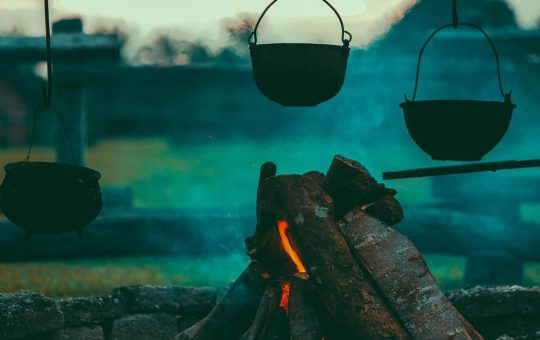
<box><xmin>0</xmin><ymin>285</ymin><xmax>216</xmax><ymax>340</ymax></box>
<box><xmin>0</xmin><ymin>285</ymin><xmax>539</xmax><ymax>340</ymax></box>
<box><xmin>448</xmin><ymin>286</ymin><xmax>540</xmax><ymax>340</ymax></box>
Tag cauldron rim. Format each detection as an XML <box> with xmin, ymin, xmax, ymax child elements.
<box><xmin>250</xmin><ymin>42</ymin><xmax>350</xmax><ymax>50</ymax></box>
<box><xmin>4</xmin><ymin>161</ymin><xmax>101</xmax><ymax>182</ymax></box>
<box><xmin>400</xmin><ymin>99</ymin><xmax>516</xmax><ymax>109</ymax></box>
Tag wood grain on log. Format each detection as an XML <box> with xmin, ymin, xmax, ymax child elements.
<box><xmin>240</xmin><ymin>283</ymin><xmax>281</xmax><ymax>340</ymax></box>
<box><xmin>323</xmin><ymin>155</ymin><xmax>396</xmax><ymax>220</ymax></box>
<box><xmin>289</xmin><ymin>277</ymin><xmax>322</xmax><ymax>340</ymax></box>
<box><xmin>173</xmin><ymin>262</ymin><xmax>269</xmax><ymax>340</ymax></box>
<box><xmin>257</xmin><ymin>174</ymin><xmax>408</xmax><ymax>339</ymax></box>
<box><xmin>338</xmin><ymin>208</ymin><xmax>484</xmax><ymax>340</ymax></box>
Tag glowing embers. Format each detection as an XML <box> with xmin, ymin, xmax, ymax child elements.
<box><xmin>279</xmin><ymin>282</ymin><xmax>291</xmax><ymax>314</ymax></box>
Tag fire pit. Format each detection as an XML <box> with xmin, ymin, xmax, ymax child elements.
<box><xmin>173</xmin><ymin>156</ymin><xmax>483</xmax><ymax>339</ymax></box>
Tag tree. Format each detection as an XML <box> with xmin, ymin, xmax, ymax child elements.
<box><xmin>133</xmin><ymin>35</ymin><xmax>214</xmax><ymax>66</ymax></box>
<box><xmin>225</xmin><ymin>18</ymin><xmax>256</xmax><ymax>46</ymax></box>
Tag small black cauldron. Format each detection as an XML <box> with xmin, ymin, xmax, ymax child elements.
<box><xmin>401</xmin><ymin>23</ymin><xmax>515</xmax><ymax>161</ymax></box>
<box><xmin>0</xmin><ymin>162</ymin><xmax>102</xmax><ymax>235</ymax></box>
<box><xmin>249</xmin><ymin>0</ymin><xmax>351</xmax><ymax>107</ymax></box>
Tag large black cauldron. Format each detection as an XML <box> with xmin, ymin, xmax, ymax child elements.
<box><xmin>401</xmin><ymin>23</ymin><xmax>515</xmax><ymax>161</ymax></box>
<box><xmin>249</xmin><ymin>0</ymin><xmax>351</xmax><ymax>107</ymax></box>
<box><xmin>401</xmin><ymin>100</ymin><xmax>514</xmax><ymax>161</ymax></box>
<box><xmin>0</xmin><ymin>162</ymin><xmax>102</xmax><ymax>235</ymax></box>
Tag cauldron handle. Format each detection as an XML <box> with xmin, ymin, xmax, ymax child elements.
<box><xmin>23</xmin><ymin>0</ymin><xmax>79</xmax><ymax>165</ymax></box>
<box><xmin>407</xmin><ymin>23</ymin><xmax>510</xmax><ymax>103</ymax></box>
<box><xmin>248</xmin><ymin>0</ymin><xmax>352</xmax><ymax>46</ymax></box>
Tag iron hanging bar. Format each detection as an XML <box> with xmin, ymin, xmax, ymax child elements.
<box><xmin>248</xmin><ymin>0</ymin><xmax>352</xmax><ymax>46</ymax></box>
<box><xmin>383</xmin><ymin>159</ymin><xmax>540</xmax><ymax>180</ymax></box>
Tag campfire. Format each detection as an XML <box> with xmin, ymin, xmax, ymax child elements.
<box><xmin>174</xmin><ymin>156</ymin><xmax>483</xmax><ymax>340</ymax></box>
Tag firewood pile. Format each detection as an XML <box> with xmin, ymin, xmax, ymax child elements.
<box><xmin>173</xmin><ymin>156</ymin><xmax>483</xmax><ymax>340</ymax></box>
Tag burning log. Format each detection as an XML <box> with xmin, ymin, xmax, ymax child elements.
<box><xmin>173</xmin><ymin>156</ymin><xmax>483</xmax><ymax>340</ymax></box>
<box><xmin>288</xmin><ymin>277</ymin><xmax>322</xmax><ymax>340</ymax></box>
<box><xmin>255</xmin><ymin>174</ymin><xmax>408</xmax><ymax>338</ymax></box>
<box><xmin>240</xmin><ymin>283</ymin><xmax>281</xmax><ymax>340</ymax></box>
<box><xmin>337</xmin><ymin>208</ymin><xmax>483</xmax><ymax>340</ymax></box>
<box><xmin>322</xmin><ymin>155</ymin><xmax>396</xmax><ymax>220</ymax></box>
<box><xmin>363</xmin><ymin>195</ymin><xmax>404</xmax><ymax>226</ymax></box>
<box><xmin>173</xmin><ymin>262</ymin><xmax>269</xmax><ymax>340</ymax></box>
<box><xmin>246</xmin><ymin>162</ymin><xmax>298</xmax><ymax>276</ymax></box>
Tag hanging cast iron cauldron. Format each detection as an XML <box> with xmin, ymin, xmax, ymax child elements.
<box><xmin>249</xmin><ymin>0</ymin><xmax>352</xmax><ymax>107</ymax></box>
<box><xmin>401</xmin><ymin>23</ymin><xmax>515</xmax><ymax>161</ymax></box>
<box><xmin>0</xmin><ymin>162</ymin><xmax>102</xmax><ymax>235</ymax></box>
<box><xmin>0</xmin><ymin>0</ymin><xmax>103</xmax><ymax>236</ymax></box>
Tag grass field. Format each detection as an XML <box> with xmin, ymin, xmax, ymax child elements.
<box><xmin>1</xmin><ymin>254</ymin><xmax>539</xmax><ymax>299</ymax></box>
<box><xmin>0</xmin><ymin>138</ymin><xmax>441</xmax><ymax>209</ymax></box>
<box><xmin>1</xmin><ymin>138</ymin><xmax>539</xmax><ymax>298</ymax></box>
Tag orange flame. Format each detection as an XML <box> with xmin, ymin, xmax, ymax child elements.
<box><xmin>277</xmin><ymin>220</ymin><xmax>307</xmax><ymax>274</ymax></box>
<box><xmin>279</xmin><ymin>282</ymin><xmax>290</xmax><ymax>314</ymax></box>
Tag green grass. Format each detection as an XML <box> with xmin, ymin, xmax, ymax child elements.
<box><xmin>424</xmin><ymin>255</ymin><xmax>467</xmax><ymax>291</ymax></box>
<box><xmin>0</xmin><ymin>138</ymin><xmax>439</xmax><ymax>210</ymax></box>
<box><xmin>0</xmin><ymin>253</ymin><xmax>248</xmax><ymax>299</ymax></box>
<box><xmin>1</xmin><ymin>254</ymin><xmax>539</xmax><ymax>299</ymax></box>
<box><xmin>1</xmin><ymin>138</ymin><xmax>539</xmax><ymax>298</ymax></box>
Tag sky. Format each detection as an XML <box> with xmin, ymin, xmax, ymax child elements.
<box><xmin>0</xmin><ymin>0</ymin><xmax>539</xmax><ymax>49</ymax></box>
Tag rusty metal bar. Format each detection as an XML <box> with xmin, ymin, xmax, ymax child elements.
<box><xmin>383</xmin><ymin>159</ymin><xmax>540</xmax><ymax>180</ymax></box>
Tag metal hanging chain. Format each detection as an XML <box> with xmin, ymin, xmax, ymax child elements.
<box><xmin>406</xmin><ymin>0</ymin><xmax>509</xmax><ymax>102</ymax></box>
<box><xmin>24</xmin><ymin>0</ymin><xmax>77</xmax><ymax>164</ymax></box>
<box><xmin>44</xmin><ymin>0</ymin><xmax>53</xmax><ymax>106</ymax></box>
<box><xmin>248</xmin><ymin>0</ymin><xmax>352</xmax><ymax>46</ymax></box>
<box><xmin>452</xmin><ymin>0</ymin><xmax>458</xmax><ymax>29</ymax></box>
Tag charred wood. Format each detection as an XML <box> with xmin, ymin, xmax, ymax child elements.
<box><xmin>246</xmin><ymin>163</ymin><xmax>297</xmax><ymax>277</ymax></box>
<box><xmin>240</xmin><ymin>283</ymin><xmax>281</xmax><ymax>340</ymax></box>
<box><xmin>172</xmin><ymin>262</ymin><xmax>269</xmax><ymax>340</ymax></box>
<box><xmin>364</xmin><ymin>195</ymin><xmax>404</xmax><ymax>226</ymax></box>
<box><xmin>313</xmin><ymin>298</ymin><xmax>350</xmax><ymax>340</ymax></box>
<box><xmin>288</xmin><ymin>277</ymin><xmax>322</xmax><ymax>340</ymax></box>
<box><xmin>338</xmin><ymin>208</ymin><xmax>483</xmax><ymax>340</ymax></box>
<box><xmin>323</xmin><ymin>155</ymin><xmax>396</xmax><ymax>220</ymax></box>
<box><xmin>263</xmin><ymin>307</ymin><xmax>290</xmax><ymax>340</ymax></box>
<box><xmin>302</xmin><ymin>171</ymin><xmax>325</xmax><ymax>185</ymax></box>
<box><xmin>256</xmin><ymin>174</ymin><xmax>408</xmax><ymax>338</ymax></box>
